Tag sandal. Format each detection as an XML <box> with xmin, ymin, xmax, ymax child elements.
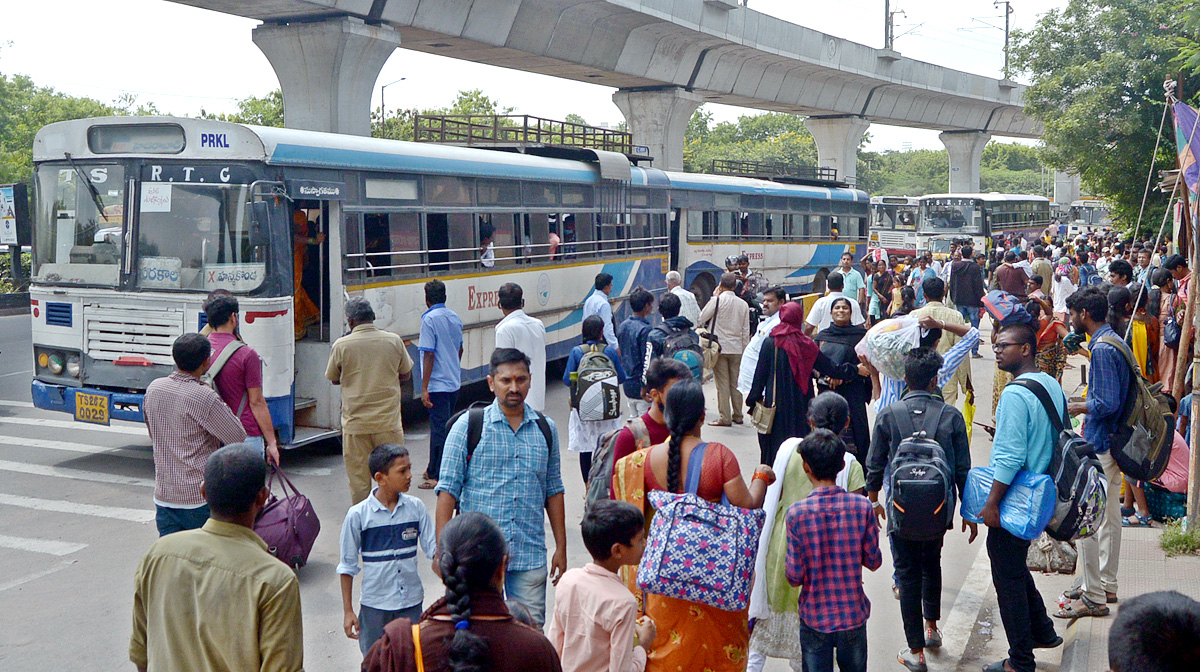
<box><xmin>1054</xmin><ymin>596</ymin><xmax>1109</xmax><ymax>619</ymax></box>
<box><xmin>1123</xmin><ymin>513</ymin><xmax>1152</xmax><ymax>527</ymax></box>
<box><xmin>981</xmin><ymin>660</ymin><xmax>1016</xmax><ymax>672</ymax></box>
<box><xmin>418</xmin><ymin>478</ymin><xmax>438</xmax><ymax>490</ymax></box>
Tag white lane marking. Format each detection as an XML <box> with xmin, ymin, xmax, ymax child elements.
<box><xmin>0</xmin><ymin>562</ymin><xmax>74</xmax><ymax>593</ymax></box>
<box><xmin>0</xmin><ymin>399</ymin><xmax>34</xmax><ymax>407</ymax></box>
<box><xmin>287</xmin><ymin>467</ymin><xmax>332</xmax><ymax>477</ymax></box>
<box><xmin>0</xmin><ymin>435</ymin><xmax>150</xmax><ymax>460</ymax></box>
<box><xmin>0</xmin><ymin>370</ymin><xmax>33</xmax><ymax>379</ymax></box>
<box><xmin>0</xmin><ymin>533</ymin><xmax>87</xmax><ymax>556</ymax></box>
<box><xmin>0</xmin><ymin>416</ymin><xmax>148</xmax><ymax>436</ymax></box>
<box><xmin>0</xmin><ymin>493</ymin><xmax>154</xmax><ymax>523</ymax></box>
<box><xmin>0</xmin><ymin>459</ymin><xmax>154</xmax><ymax>488</ymax></box>
<box><xmin>933</xmin><ymin>543</ymin><xmax>996</xmax><ymax>671</ymax></box>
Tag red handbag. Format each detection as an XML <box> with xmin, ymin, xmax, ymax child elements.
<box><xmin>254</xmin><ymin>467</ymin><xmax>321</xmax><ymax>570</ymax></box>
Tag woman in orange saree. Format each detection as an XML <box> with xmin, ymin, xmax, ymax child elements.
<box><xmin>292</xmin><ymin>210</ymin><xmax>322</xmax><ymax>338</ymax></box>
<box><xmin>611</xmin><ymin>380</ymin><xmax>774</xmax><ymax>672</ymax></box>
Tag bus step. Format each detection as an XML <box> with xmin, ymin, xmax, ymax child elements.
<box><xmin>294</xmin><ymin>397</ymin><xmax>317</xmax><ymax>411</ymax></box>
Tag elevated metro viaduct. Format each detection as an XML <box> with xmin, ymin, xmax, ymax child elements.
<box><xmin>168</xmin><ymin>0</ymin><xmax>1042</xmax><ymax>191</ymax></box>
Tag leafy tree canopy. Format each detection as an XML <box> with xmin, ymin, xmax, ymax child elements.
<box><xmin>200</xmin><ymin>89</ymin><xmax>283</xmax><ymax>127</ymax></box>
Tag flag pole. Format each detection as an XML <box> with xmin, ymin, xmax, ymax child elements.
<box><xmin>1171</xmin><ymin>77</ymin><xmax>1200</xmax><ymax>530</ymax></box>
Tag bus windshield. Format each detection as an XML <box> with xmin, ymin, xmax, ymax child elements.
<box><xmin>873</xmin><ymin>205</ymin><xmax>917</xmax><ymax>230</ymax></box>
<box><xmin>920</xmin><ymin>199</ymin><xmax>983</xmax><ymax>235</ymax></box>
<box><xmin>33</xmin><ymin>164</ymin><xmax>125</xmax><ymax>286</ymax></box>
<box><xmin>136</xmin><ymin>183</ymin><xmax>265</xmax><ymax>292</ymax></box>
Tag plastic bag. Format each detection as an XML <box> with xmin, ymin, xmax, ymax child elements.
<box><xmin>960</xmin><ymin>467</ymin><xmax>1056</xmax><ymax>541</ymax></box>
<box><xmin>854</xmin><ymin>316</ymin><xmax>921</xmax><ymax>380</ymax></box>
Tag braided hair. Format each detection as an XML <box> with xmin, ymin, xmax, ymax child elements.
<box><xmin>438</xmin><ymin>512</ymin><xmax>508</xmax><ymax>672</ymax></box>
<box><xmin>663</xmin><ymin>380</ymin><xmax>706</xmax><ymax>493</ymax></box>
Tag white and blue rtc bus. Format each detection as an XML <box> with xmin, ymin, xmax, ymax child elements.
<box><xmin>28</xmin><ymin>117</ymin><xmax>866</xmax><ymax>446</ymax></box>
<box><xmin>917</xmin><ymin>193</ymin><xmax>1052</xmax><ymax>260</ymax></box>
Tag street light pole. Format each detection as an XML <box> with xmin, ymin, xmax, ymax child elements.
<box><xmin>379</xmin><ymin>77</ymin><xmax>406</xmax><ymax>138</ymax></box>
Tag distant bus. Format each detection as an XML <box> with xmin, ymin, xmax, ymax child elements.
<box><xmin>1068</xmin><ymin>199</ymin><xmax>1112</xmax><ymax>236</ymax></box>
<box><xmin>917</xmin><ymin>193</ymin><xmax>1052</xmax><ymax>260</ymax></box>
<box><xmin>868</xmin><ymin>196</ymin><xmax>919</xmax><ymax>258</ymax></box>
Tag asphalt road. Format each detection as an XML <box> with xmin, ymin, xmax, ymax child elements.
<box><xmin>0</xmin><ymin>312</ymin><xmax>1080</xmax><ymax>671</ymax></box>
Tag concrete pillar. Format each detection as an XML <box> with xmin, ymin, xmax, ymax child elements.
<box><xmin>613</xmin><ymin>87</ymin><xmax>704</xmax><ymax>171</ymax></box>
<box><xmin>1054</xmin><ymin>170</ymin><xmax>1081</xmax><ymax>205</ymax></box>
<box><xmin>253</xmin><ymin>17</ymin><xmax>402</xmax><ymax>136</ymax></box>
<box><xmin>803</xmin><ymin>115</ymin><xmax>870</xmax><ymax>186</ymax></box>
<box><xmin>939</xmin><ymin>130</ymin><xmax>992</xmax><ymax>193</ymax></box>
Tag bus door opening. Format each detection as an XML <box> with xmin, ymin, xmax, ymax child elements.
<box><xmin>292</xmin><ymin>200</ymin><xmax>330</xmax><ymax>341</ymax></box>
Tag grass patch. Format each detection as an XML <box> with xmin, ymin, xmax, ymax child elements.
<box><xmin>1160</xmin><ymin>520</ymin><xmax>1200</xmax><ymax>557</ymax></box>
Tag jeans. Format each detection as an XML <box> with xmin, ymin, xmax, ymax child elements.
<box><xmin>892</xmin><ymin>534</ymin><xmax>945</xmax><ymax>650</ymax></box>
<box><xmin>798</xmin><ymin>620</ymin><xmax>867</xmax><ymax>672</ymax></box>
<box><xmin>1075</xmin><ymin>451</ymin><xmax>1123</xmax><ymax>602</ymax></box>
<box><xmin>987</xmin><ymin>526</ymin><xmax>1057</xmax><ymax>672</ymax></box>
<box><xmin>505</xmin><ymin>565</ymin><xmax>548</xmax><ymax>628</ymax></box>
<box><xmin>358</xmin><ymin>603</ymin><xmax>422</xmax><ymax>657</ymax></box>
<box><xmin>425</xmin><ymin>390</ymin><xmax>459</xmax><ymax>480</ymax></box>
<box><xmin>155</xmin><ymin>504</ymin><xmax>210</xmax><ymax>536</ymax></box>
<box><xmin>957</xmin><ymin>305</ymin><xmax>982</xmax><ymax>355</ymax></box>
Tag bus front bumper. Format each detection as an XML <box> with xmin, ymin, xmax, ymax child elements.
<box><xmin>31</xmin><ymin>380</ymin><xmax>146</xmax><ymax>424</ymax></box>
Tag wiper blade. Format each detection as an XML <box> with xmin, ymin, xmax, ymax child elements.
<box><xmin>63</xmin><ymin>152</ymin><xmax>107</xmax><ymax>217</ymax></box>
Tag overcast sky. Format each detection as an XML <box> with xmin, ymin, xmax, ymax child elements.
<box><xmin>1</xmin><ymin>0</ymin><xmax>1066</xmax><ymax>151</ymax></box>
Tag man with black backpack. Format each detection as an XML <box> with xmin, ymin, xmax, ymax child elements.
<box><xmin>866</xmin><ymin>348</ymin><xmax>975</xmax><ymax>672</ymax></box>
<box><xmin>1059</xmin><ymin>286</ymin><xmax>1131</xmax><ymax>619</ymax></box>
<box><xmin>643</xmin><ymin>292</ymin><xmax>703</xmax><ymax>382</ymax></box>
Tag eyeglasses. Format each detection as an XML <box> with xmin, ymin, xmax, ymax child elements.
<box><xmin>991</xmin><ymin>342</ymin><xmax>1023</xmax><ymax>352</ymax></box>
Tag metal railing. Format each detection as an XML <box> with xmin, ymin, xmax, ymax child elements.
<box><xmin>414</xmin><ymin>114</ymin><xmax>634</xmax><ymax>154</ymax></box>
<box><xmin>709</xmin><ymin>159</ymin><xmax>847</xmax><ymax>185</ymax></box>
<box><xmin>344</xmin><ymin>236</ymin><xmax>670</xmax><ymax>276</ymax></box>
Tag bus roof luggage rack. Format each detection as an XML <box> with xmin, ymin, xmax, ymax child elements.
<box><xmin>709</xmin><ymin>159</ymin><xmax>851</xmax><ymax>188</ymax></box>
<box><xmin>414</xmin><ymin>114</ymin><xmax>650</xmax><ymax>166</ymax></box>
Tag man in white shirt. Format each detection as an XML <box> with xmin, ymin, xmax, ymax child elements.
<box><xmin>803</xmin><ymin>272</ymin><xmax>865</xmax><ymax>335</ymax></box>
<box><xmin>665</xmin><ymin>270</ymin><xmax>702</xmax><ymax>327</ymax></box>
<box><xmin>495</xmin><ymin>283</ymin><xmax>547</xmax><ymax>412</ymax></box>
<box><xmin>480</xmin><ymin>222</ymin><xmax>495</xmax><ymax>268</ymax></box>
<box><xmin>583</xmin><ymin>272</ymin><xmax>618</xmax><ymax>346</ymax></box>
<box><xmin>737</xmin><ymin>286</ymin><xmax>785</xmax><ymax>398</ymax></box>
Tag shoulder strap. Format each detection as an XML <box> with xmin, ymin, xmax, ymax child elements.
<box><xmin>1095</xmin><ymin>333</ymin><xmax>1141</xmax><ymax>420</ymax></box>
<box><xmin>683</xmin><ymin>442</ymin><xmax>709</xmax><ymax>495</ymax></box>
<box><xmin>534</xmin><ymin>411</ymin><xmax>554</xmax><ymax>457</ymax></box>
<box><xmin>207</xmin><ymin>340</ymin><xmax>245</xmax><ymax>384</ymax></box>
<box><xmin>1008</xmin><ymin>378</ymin><xmax>1067</xmax><ymax>434</ymax></box>
<box><xmin>412</xmin><ymin>623</ymin><xmax>425</xmax><ymax>672</ymax></box>
<box><xmin>894</xmin><ymin>399</ymin><xmax>917</xmax><ymax>438</ymax></box>
<box><xmin>464</xmin><ymin>406</ymin><xmax>487</xmax><ymax>462</ymax></box>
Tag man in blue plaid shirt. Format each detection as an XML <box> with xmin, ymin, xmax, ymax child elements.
<box><xmin>1059</xmin><ymin>286</ymin><xmax>1131</xmax><ymax>619</ymax></box>
<box><xmin>786</xmin><ymin>429</ymin><xmax>882</xmax><ymax>672</ymax></box>
<box><xmin>435</xmin><ymin>348</ymin><xmax>567</xmax><ymax>628</ymax></box>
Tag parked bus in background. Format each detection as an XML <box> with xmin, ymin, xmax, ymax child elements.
<box><xmin>1067</xmin><ymin>198</ymin><xmax>1113</xmax><ymax>237</ymax></box>
<box><xmin>917</xmin><ymin>193</ymin><xmax>1052</xmax><ymax>261</ymax></box>
<box><xmin>868</xmin><ymin>196</ymin><xmax>919</xmax><ymax>259</ymax></box>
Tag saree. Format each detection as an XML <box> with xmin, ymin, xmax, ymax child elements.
<box><xmin>293</xmin><ymin>237</ymin><xmax>320</xmax><ymax>338</ymax></box>
<box><xmin>611</xmin><ymin>447</ymin><xmax>750</xmax><ymax>672</ymax></box>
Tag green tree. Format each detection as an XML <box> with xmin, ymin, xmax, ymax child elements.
<box><xmin>683</xmin><ymin>110</ymin><xmax>817</xmax><ymax>173</ymax></box>
<box><xmin>200</xmin><ymin>89</ymin><xmax>284</xmax><ymax>127</ymax></box>
<box><xmin>371</xmin><ymin>89</ymin><xmax>517</xmax><ymax>140</ymax></box>
<box><xmin>1011</xmin><ymin>0</ymin><xmax>1187</xmax><ymax>232</ymax></box>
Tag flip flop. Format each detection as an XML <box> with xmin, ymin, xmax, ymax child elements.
<box><xmin>1054</xmin><ymin>596</ymin><xmax>1109</xmax><ymax>619</ymax></box>
<box><xmin>981</xmin><ymin>659</ymin><xmax>1016</xmax><ymax>672</ymax></box>
<box><xmin>418</xmin><ymin>478</ymin><xmax>438</xmax><ymax>490</ymax></box>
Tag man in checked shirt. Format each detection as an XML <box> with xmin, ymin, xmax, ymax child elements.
<box><xmin>786</xmin><ymin>429</ymin><xmax>882</xmax><ymax>672</ymax></box>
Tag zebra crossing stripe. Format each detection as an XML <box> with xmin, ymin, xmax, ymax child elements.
<box><xmin>0</xmin><ymin>435</ymin><xmax>150</xmax><ymax>460</ymax></box>
<box><xmin>0</xmin><ymin>493</ymin><xmax>154</xmax><ymax>523</ymax></box>
<box><xmin>0</xmin><ymin>533</ymin><xmax>87</xmax><ymax>556</ymax></box>
<box><xmin>0</xmin><ymin>459</ymin><xmax>154</xmax><ymax>487</ymax></box>
<box><xmin>0</xmin><ymin>416</ymin><xmax>147</xmax><ymax>436</ymax></box>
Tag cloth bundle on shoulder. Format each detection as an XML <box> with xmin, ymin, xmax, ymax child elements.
<box><xmin>254</xmin><ymin>467</ymin><xmax>320</xmax><ymax>569</ymax></box>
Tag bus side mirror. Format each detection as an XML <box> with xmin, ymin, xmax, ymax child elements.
<box><xmin>247</xmin><ymin>201</ymin><xmax>271</xmax><ymax>246</ymax></box>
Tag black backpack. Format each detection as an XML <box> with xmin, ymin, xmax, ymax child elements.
<box><xmin>1009</xmin><ymin>379</ymin><xmax>1107</xmax><ymax>542</ymax></box>
<box><xmin>446</xmin><ymin>402</ymin><xmax>554</xmax><ymax>462</ymax></box>
<box><xmin>658</xmin><ymin>326</ymin><xmax>704</xmax><ymax>381</ymax></box>
<box><xmin>887</xmin><ymin>400</ymin><xmax>956</xmax><ymax>541</ymax></box>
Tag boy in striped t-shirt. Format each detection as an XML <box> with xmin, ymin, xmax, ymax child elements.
<box><xmin>338</xmin><ymin>444</ymin><xmax>436</xmax><ymax>657</ymax></box>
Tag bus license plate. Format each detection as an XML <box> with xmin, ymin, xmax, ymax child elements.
<box><xmin>75</xmin><ymin>391</ymin><xmax>110</xmax><ymax>426</ymax></box>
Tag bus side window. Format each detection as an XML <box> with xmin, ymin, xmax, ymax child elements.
<box><xmin>427</xmin><ymin>212</ymin><xmax>474</xmax><ymax>272</ymax></box>
<box><xmin>359</xmin><ymin>211</ymin><xmax>421</xmax><ymax>277</ymax></box>
<box><xmin>480</xmin><ymin>213</ymin><xmax>517</xmax><ymax>267</ymax></box>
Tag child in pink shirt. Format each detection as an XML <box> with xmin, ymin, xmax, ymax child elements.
<box><xmin>549</xmin><ymin>501</ymin><xmax>657</xmax><ymax>672</ymax></box>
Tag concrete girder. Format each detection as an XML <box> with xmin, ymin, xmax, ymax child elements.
<box><xmin>613</xmin><ymin>86</ymin><xmax>704</xmax><ymax>172</ymax></box>
<box><xmin>252</xmin><ymin>16</ymin><xmax>401</xmax><ymax>136</ymax></box>
<box><xmin>940</xmin><ymin>130</ymin><xmax>992</xmax><ymax>193</ymax></box>
<box><xmin>804</xmin><ymin>115</ymin><xmax>870</xmax><ymax>186</ymax></box>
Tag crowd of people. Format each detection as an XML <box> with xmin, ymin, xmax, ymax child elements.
<box><xmin>127</xmin><ymin>237</ymin><xmax>1200</xmax><ymax>672</ymax></box>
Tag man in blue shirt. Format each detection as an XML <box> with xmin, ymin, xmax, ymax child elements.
<box><xmin>583</xmin><ymin>273</ymin><xmax>618</xmax><ymax>346</ymax></box>
<box><xmin>419</xmin><ymin>280</ymin><xmax>463</xmax><ymax>490</ymax></box>
<box><xmin>435</xmin><ymin>348</ymin><xmax>567</xmax><ymax>628</ymax></box>
<box><xmin>981</xmin><ymin>320</ymin><xmax>1063</xmax><ymax>672</ymax></box>
<box><xmin>617</xmin><ymin>287</ymin><xmax>655</xmax><ymax>419</ymax></box>
<box><xmin>1061</xmin><ymin>286</ymin><xmax>1130</xmax><ymax>618</ymax></box>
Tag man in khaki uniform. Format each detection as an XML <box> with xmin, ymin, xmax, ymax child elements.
<box><xmin>911</xmin><ymin>277</ymin><xmax>970</xmax><ymax>405</ymax></box>
<box><xmin>326</xmin><ymin>297</ymin><xmax>414</xmax><ymax>503</ymax></box>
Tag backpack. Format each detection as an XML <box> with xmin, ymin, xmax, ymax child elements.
<box><xmin>982</xmin><ymin>290</ymin><xmax>1032</xmax><ymax>327</ymax></box>
<box><xmin>1097</xmin><ymin>335</ymin><xmax>1173</xmax><ymax>482</ymax></box>
<box><xmin>1009</xmin><ymin>379</ymin><xmax>1107</xmax><ymax>542</ymax></box>
<box><xmin>887</xmin><ymin>399</ymin><xmax>956</xmax><ymax>541</ymax></box>
<box><xmin>586</xmin><ymin>417</ymin><xmax>650</xmax><ymax>510</ymax></box>
<box><xmin>445</xmin><ymin>402</ymin><xmax>554</xmax><ymax>463</ymax></box>
<box><xmin>572</xmin><ymin>345</ymin><xmax>621</xmax><ymax>421</ymax></box>
<box><xmin>658</xmin><ymin>326</ymin><xmax>704</xmax><ymax>381</ymax></box>
<box><xmin>201</xmin><ymin>339</ymin><xmax>248</xmax><ymax>417</ymax></box>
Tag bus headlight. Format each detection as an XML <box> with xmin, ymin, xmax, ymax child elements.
<box><xmin>37</xmin><ymin>352</ymin><xmax>49</xmax><ymax>368</ymax></box>
<box><xmin>47</xmin><ymin>353</ymin><xmax>64</xmax><ymax>375</ymax></box>
<box><xmin>66</xmin><ymin>356</ymin><xmax>81</xmax><ymax>378</ymax></box>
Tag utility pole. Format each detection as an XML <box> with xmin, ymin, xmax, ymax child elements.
<box><xmin>379</xmin><ymin>77</ymin><xmax>406</xmax><ymax>138</ymax></box>
<box><xmin>995</xmin><ymin>1</ymin><xmax>1013</xmax><ymax>79</ymax></box>
<box><xmin>884</xmin><ymin>1</ymin><xmax>906</xmax><ymax>51</ymax></box>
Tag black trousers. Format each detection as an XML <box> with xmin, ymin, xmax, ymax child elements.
<box><xmin>891</xmin><ymin>534</ymin><xmax>944</xmax><ymax>650</ymax></box>
<box><xmin>986</xmin><ymin>527</ymin><xmax>1057</xmax><ymax>672</ymax></box>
